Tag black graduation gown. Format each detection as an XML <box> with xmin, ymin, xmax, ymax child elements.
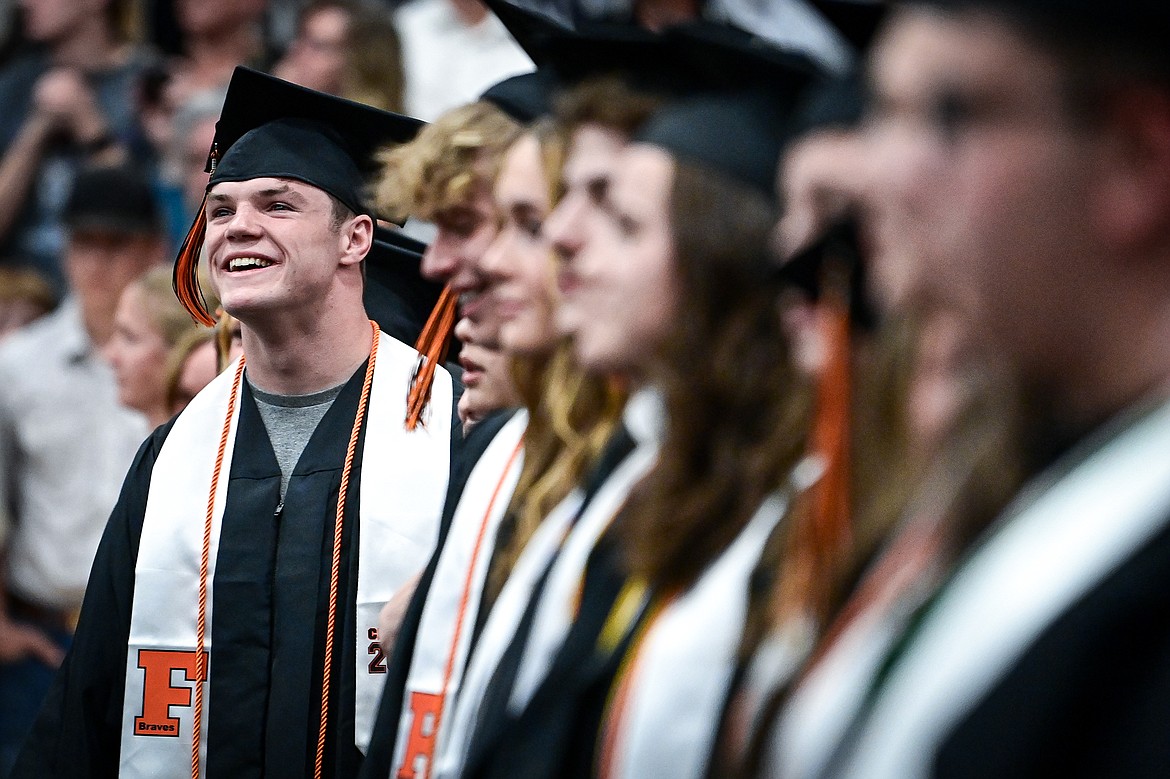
<box><xmin>359</xmin><ymin>407</ymin><xmax>518</xmax><ymax>779</ymax></box>
<box><xmin>457</xmin><ymin>426</ymin><xmax>640</xmax><ymax>779</ymax></box>
<box><xmin>14</xmin><ymin>364</ymin><xmax>460</xmax><ymax>779</ymax></box>
<box><xmin>932</xmin><ymin>511</ymin><xmax>1170</xmax><ymax>779</ymax></box>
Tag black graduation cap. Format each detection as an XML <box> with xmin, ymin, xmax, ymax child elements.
<box><xmin>807</xmin><ymin>0</ymin><xmax>888</xmax><ymax>54</ymax></box>
<box><xmin>483</xmin><ymin>0</ymin><xmax>571</xmax><ymax>67</ymax></box>
<box><xmin>922</xmin><ymin>0</ymin><xmax>1166</xmax><ymax>33</ymax></box>
<box><xmin>363</xmin><ymin>227</ymin><xmax>445</xmax><ymax>347</ymax></box>
<box><xmin>777</xmin><ymin>216</ymin><xmax>876</xmax><ymax>330</ymax></box>
<box><xmin>628</xmin><ymin>27</ymin><xmax>823</xmax><ymax>200</ymax></box>
<box><xmin>205</xmin><ymin>66</ymin><xmax>424</xmax><ymax>218</ymax></box>
<box><xmin>633</xmin><ymin>89</ymin><xmax>797</xmax><ymax>200</ymax></box>
<box><xmin>479</xmin><ymin>69</ymin><xmax>562</xmax><ymax>123</ymax></box>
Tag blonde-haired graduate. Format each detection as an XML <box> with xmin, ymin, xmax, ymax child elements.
<box><xmin>359</xmin><ymin>83</ymin><xmax>625</xmax><ymax>779</ymax></box>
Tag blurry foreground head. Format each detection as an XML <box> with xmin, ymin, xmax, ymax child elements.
<box><xmin>866</xmin><ymin>0</ymin><xmax>1170</xmax><ymax>433</ymax></box>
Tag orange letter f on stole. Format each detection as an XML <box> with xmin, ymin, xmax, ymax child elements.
<box><xmin>397</xmin><ymin>691</ymin><xmax>443</xmax><ymax>779</ymax></box>
<box><xmin>134</xmin><ymin>649</ymin><xmax>208</xmax><ymax>737</ymax></box>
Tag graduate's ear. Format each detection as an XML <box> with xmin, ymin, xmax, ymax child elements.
<box><xmin>1090</xmin><ymin>84</ymin><xmax>1170</xmax><ymax>253</ymax></box>
<box><xmin>339</xmin><ymin>213</ymin><xmax>374</xmax><ymax>268</ymax></box>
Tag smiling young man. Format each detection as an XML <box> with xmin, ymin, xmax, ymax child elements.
<box><xmin>14</xmin><ymin>69</ymin><xmax>456</xmax><ymax>779</ymax></box>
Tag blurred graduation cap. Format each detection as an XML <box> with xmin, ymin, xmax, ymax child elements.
<box><xmin>363</xmin><ymin>226</ymin><xmax>445</xmax><ymax>348</ymax></box>
<box><xmin>777</xmin><ymin>216</ymin><xmax>876</xmax><ymax>330</ymax></box>
<box><xmin>920</xmin><ymin>0</ymin><xmax>1167</xmax><ymax>47</ymax></box>
<box><xmin>628</xmin><ymin>26</ymin><xmax>824</xmax><ymax>201</ymax></box>
<box><xmin>479</xmin><ymin>69</ymin><xmax>563</xmax><ymax>123</ymax></box>
<box><xmin>806</xmin><ymin>0</ymin><xmax>888</xmax><ymax>54</ymax></box>
<box><xmin>174</xmin><ymin>66</ymin><xmax>426</xmax><ymax>327</ymax></box>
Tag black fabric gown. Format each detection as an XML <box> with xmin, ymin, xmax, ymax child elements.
<box><xmin>14</xmin><ymin>362</ymin><xmax>466</xmax><ymax>779</ymax></box>
<box><xmin>932</xmin><ymin>512</ymin><xmax>1170</xmax><ymax>779</ymax></box>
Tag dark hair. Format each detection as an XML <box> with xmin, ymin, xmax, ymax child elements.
<box><xmin>618</xmin><ymin>162</ymin><xmax>811</xmax><ymax>593</ymax></box>
<box><xmin>912</xmin><ymin>1</ymin><xmax>1170</xmax><ymax>116</ymax></box>
<box><xmin>554</xmin><ymin>76</ymin><xmax>664</xmax><ymax>137</ymax></box>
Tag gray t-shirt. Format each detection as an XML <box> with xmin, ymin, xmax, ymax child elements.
<box><xmin>249</xmin><ymin>376</ymin><xmax>346</xmax><ymax>500</ymax></box>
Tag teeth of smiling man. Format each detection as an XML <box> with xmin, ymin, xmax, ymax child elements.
<box><xmin>228</xmin><ymin>257</ymin><xmax>274</xmax><ymax>272</ymax></box>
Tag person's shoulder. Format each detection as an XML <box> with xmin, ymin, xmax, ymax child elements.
<box><xmin>0</xmin><ymin>304</ymin><xmax>70</xmax><ymax>369</ymax></box>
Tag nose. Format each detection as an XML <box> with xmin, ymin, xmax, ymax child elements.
<box><xmin>544</xmin><ymin>195</ymin><xmax>582</xmax><ymax>266</ymax></box>
<box><xmin>479</xmin><ymin>231</ymin><xmax>510</xmax><ymax>283</ymax></box>
<box><xmin>421</xmin><ymin>234</ymin><xmax>459</xmax><ymax>282</ymax></box>
<box><xmin>224</xmin><ymin>202</ymin><xmax>263</xmax><ymax>242</ymax></box>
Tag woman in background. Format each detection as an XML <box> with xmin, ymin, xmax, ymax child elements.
<box><xmin>104</xmin><ymin>264</ymin><xmax>212</xmax><ymax>428</ymax></box>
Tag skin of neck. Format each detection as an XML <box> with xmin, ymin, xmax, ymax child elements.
<box><xmin>235</xmin><ymin>273</ymin><xmax>374</xmax><ymax>396</ymax></box>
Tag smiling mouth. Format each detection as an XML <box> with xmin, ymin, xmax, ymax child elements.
<box><xmin>227</xmin><ymin>257</ymin><xmax>274</xmax><ymax>272</ymax></box>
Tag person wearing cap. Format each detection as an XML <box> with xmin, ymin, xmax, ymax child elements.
<box><xmin>765</xmin><ymin>1</ymin><xmax>1170</xmax><ymax>777</ymax></box>
<box><xmin>0</xmin><ymin>163</ymin><xmax>159</xmax><ymax>775</ymax></box>
<box><xmin>14</xmin><ymin>69</ymin><xmax>456</xmax><ymax>779</ymax></box>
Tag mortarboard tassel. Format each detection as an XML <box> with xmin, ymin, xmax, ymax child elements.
<box><xmin>173</xmin><ymin>195</ymin><xmax>217</xmax><ymax>327</ymax></box>
<box><xmin>806</xmin><ymin>283</ymin><xmax>853</xmax><ymax>619</ymax></box>
<box><xmin>174</xmin><ymin>144</ymin><xmax>219</xmax><ymax>327</ymax></box>
<box><xmin>405</xmin><ymin>284</ymin><xmax>457</xmax><ymax>430</ymax></box>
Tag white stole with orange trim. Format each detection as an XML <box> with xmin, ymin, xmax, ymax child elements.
<box><xmin>119</xmin><ymin>333</ymin><xmax>453</xmax><ymax>779</ymax></box>
<box><xmin>598</xmin><ymin>489</ymin><xmax>789</xmax><ymax>779</ymax></box>
<box><xmin>508</xmin><ymin>389</ymin><xmax>664</xmax><ymax>714</ymax></box>
<box><xmin>392</xmin><ymin>410</ymin><xmax>528</xmax><ymax>779</ymax></box>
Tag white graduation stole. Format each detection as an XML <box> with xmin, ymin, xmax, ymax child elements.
<box><xmin>392</xmin><ymin>410</ymin><xmax>528</xmax><ymax>779</ymax></box>
<box><xmin>832</xmin><ymin>398</ymin><xmax>1170</xmax><ymax>779</ymax></box>
<box><xmin>597</xmin><ymin>490</ymin><xmax>789</xmax><ymax>779</ymax></box>
<box><xmin>120</xmin><ymin>332</ymin><xmax>452</xmax><ymax>778</ymax></box>
<box><xmin>431</xmin><ymin>483</ymin><xmax>585</xmax><ymax>779</ymax></box>
<box><xmin>433</xmin><ymin>391</ymin><xmax>664</xmax><ymax>779</ymax></box>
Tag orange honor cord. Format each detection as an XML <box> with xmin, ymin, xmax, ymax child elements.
<box><xmin>193</xmin><ymin>356</ymin><xmax>247</xmax><ymax>778</ymax></box>
<box><xmin>406</xmin><ymin>285</ymin><xmax>458</xmax><ymax>430</ymax></box>
<box><xmin>423</xmin><ymin>438</ymin><xmax>524</xmax><ymax>779</ymax></box>
<box><xmin>315</xmin><ymin>320</ymin><xmax>381</xmax><ymax>779</ymax></box>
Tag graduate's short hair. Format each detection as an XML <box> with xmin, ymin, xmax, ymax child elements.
<box><xmin>552</xmin><ymin>76</ymin><xmax>663</xmax><ymax>139</ymax></box>
<box><xmin>373</xmin><ymin>101</ymin><xmax>522</xmax><ymax>223</ymax></box>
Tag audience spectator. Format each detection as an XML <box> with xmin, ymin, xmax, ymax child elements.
<box><xmin>104</xmin><ymin>264</ymin><xmax>213</xmax><ymax>429</ymax></box>
<box><xmin>0</xmin><ymin>266</ymin><xmax>57</xmax><ymax>340</ymax></box>
<box><xmin>163</xmin><ymin>326</ymin><xmax>218</xmax><ymax>415</ymax></box>
<box><xmin>164</xmin><ymin>0</ymin><xmax>268</xmax><ymax>108</ymax></box>
<box><xmin>0</xmin><ymin>0</ymin><xmax>155</xmax><ymax>291</ymax></box>
<box><xmin>0</xmin><ymin>162</ymin><xmax>161</xmax><ymax>776</ymax></box>
<box><xmin>394</xmin><ymin>0</ymin><xmax>531</xmax><ymax>120</ymax></box>
<box><xmin>275</xmin><ymin>1</ymin><xmax>404</xmax><ymax>111</ymax></box>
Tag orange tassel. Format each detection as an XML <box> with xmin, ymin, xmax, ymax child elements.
<box><xmin>405</xmin><ymin>284</ymin><xmax>457</xmax><ymax>430</ymax></box>
<box><xmin>806</xmin><ymin>284</ymin><xmax>853</xmax><ymax>617</ymax></box>
<box><xmin>173</xmin><ymin>192</ymin><xmax>216</xmax><ymax>327</ymax></box>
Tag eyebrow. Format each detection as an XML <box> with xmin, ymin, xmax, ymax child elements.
<box><xmin>206</xmin><ymin>184</ymin><xmax>307</xmax><ymax>204</ymax></box>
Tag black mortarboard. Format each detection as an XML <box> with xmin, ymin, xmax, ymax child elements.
<box><xmin>205</xmin><ymin>66</ymin><xmax>424</xmax><ymax>218</ymax></box>
<box><xmin>807</xmin><ymin>0</ymin><xmax>888</xmax><ymax>54</ymax></box>
<box><xmin>363</xmin><ymin>227</ymin><xmax>445</xmax><ymax>347</ymax></box>
<box><xmin>633</xmin><ymin>89</ymin><xmax>797</xmax><ymax>200</ymax></box>
<box><xmin>916</xmin><ymin>0</ymin><xmax>1167</xmax><ymax>53</ymax></box>
<box><xmin>777</xmin><ymin>216</ymin><xmax>876</xmax><ymax>330</ymax></box>
<box><xmin>480</xmin><ymin>69</ymin><xmax>562</xmax><ymax>122</ymax></box>
<box><xmin>629</xmin><ymin>27</ymin><xmax>822</xmax><ymax>200</ymax></box>
<box><xmin>175</xmin><ymin>67</ymin><xmax>427</xmax><ymax>326</ymax></box>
